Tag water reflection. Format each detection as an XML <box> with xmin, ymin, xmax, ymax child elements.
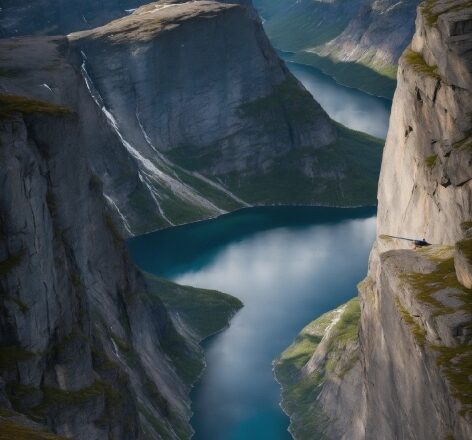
<box><xmin>282</xmin><ymin>55</ymin><xmax>392</xmax><ymax>138</ymax></box>
<box><xmin>172</xmin><ymin>212</ymin><xmax>374</xmax><ymax>439</ymax></box>
<box><xmin>127</xmin><ymin>207</ymin><xmax>376</xmax><ymax>439</ymax></box>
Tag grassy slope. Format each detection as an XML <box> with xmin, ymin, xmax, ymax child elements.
<box><xmin>255</xmin><ymin>0</ymin><xmax>397</xmax><ymax>98</ymax></box>
<box><xmin>0</xmin><ymin>408</ymin><xmax>68</xmax><ymax>440</ymax></box>
<box><xmin>398</xmin><ymin>245</ymin><xmax>472</xmax><ymax>415</ymax></box>
<box><xmin>222</xmin><ymin>124</ymin><xmax>383</xmax><ymax>207</ymax></box>
<box><xmin>144</xmin><ymin>274</ymin><xmax>243</xmax><ymax>385</ymax></box>
<box><xmin>274</xmin><ymin>297</ymin><xmax>361</xmax><ymax>439</ymax></box>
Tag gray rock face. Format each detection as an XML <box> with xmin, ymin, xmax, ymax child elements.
<box><xmin>376</xmin><ymin>1</ymin><xmax>472</xmax><ymax>245</ymax></box>
<box><xmin>0</xmin><ymin>107</ymin><xmax>193</xmax><ymax>439</ymax></box>
<box><xmin>1</xmin><ymin>1</ymin><xmax>346</xmax><ymax>232</ymax></box>
<box><xmin>0</xmin><ymin>36</ymin><xmax>236</xmax><ymax>234</ymax></box>
<box><xmin>310</xmin><ymin>2</ymin><xmax>472</xmax><ymax>439</ymax></box>
<box><xmin>455</xmin><ymin>238</ymin><xmax>472</xmax><ymax>289</ymax></box>
<box><xmin>69</xmin><ymin>1</ymin><xmax>335</xmax><ymax>182</ymax></box>
<box><xmin>316</xmin><ymin>0</ymin><xmax>421</xmax><ymax>72</ymax></box>
<box><xmin>255</xmin><ymin>0</ymin><xmax>420</xmax><ymax>74</ymax></box>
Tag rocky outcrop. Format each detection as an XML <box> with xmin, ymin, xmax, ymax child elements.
<box><xmin>69</xmin><ymin>1</ymin><xmax>352</xmax><ymax>207</ymax></box>
<box><xmin>0</xmin><ymin>94</ymin><xmax>242</xmax><ymax>439</ymax></box>
<box><xmin>1</xmin><ymin>1</ymin><xmax>383</xmax><ymax>234</ymax></box>
<box><xmin>0</xmin><ymin>35</ymin><xmax>243</xmax><ymax>234</ymax></box>
<box><xmin>277</xmin><ymin>1</ymin><xmax>472</xmax><ymax>438</ymax></box>
<box><xmin>0</xmin><ymin>2</ymin><xmax>382</xmax><ymax>438</ymax></box>
<box><xmin>314</xmin><ymin>0</ymin><xmax>421</xmax><ymax>77</ymax></box>
<box><xmin>274</xmin><ymin>298</ymin><xmax>362</xmax><ymax>439</ymax></box>
<box><xmin>0</xmin><ymin>102</ymin><xmax>181</xmax><ymax>439</ymax></box>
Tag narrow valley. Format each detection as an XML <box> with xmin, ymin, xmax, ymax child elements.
<box><xmin>0</xmin><ymin>1</ymin><xmax>470</xmax><ymax>440</ymax></box>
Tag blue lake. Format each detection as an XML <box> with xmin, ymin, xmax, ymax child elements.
<box><xmin>281</xmin><ymin>53</ymin><xmax>392</xmax><ymax>138</ymax></box>
<box><xmin>127</xmin><ymin>206</ymin><xmax>377</xmax><ymax>439</ymax></box>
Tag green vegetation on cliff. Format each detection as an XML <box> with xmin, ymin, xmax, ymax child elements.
<box><xmin>144</xmin><ymin>274</ymin><xmax>242</xmax><ymax>384</ymax></box>
<box><xmin>0</xmin><ymin>407</ymin><xmax>67</xmax><ymax>440</ymax></box>
<box><xmin>0</xmin><ymin>94</ymin><xmax>73</xmax><ymax>119</ymax></box>
<box><xmin>400</xmin><ymin>246</ymin><xmax>472</xmax><ymax>415</ymax></box>
<box><xmin>403</xmin><ymin>49</ymin><xmax>440</xmax><ymax>80</ymax></box>
<box><xmin>254</xmin><ymin>0</ymin><xmax>399</xmax><ymax>99</ymax></box>
<box><xmin>274</xmin><ymin>297</ymin><xmax>361</xmax><ymax>439</ymax></box>
<box><xmin>221</xmin><ymin>124</ymin><xmax>383</xmax><ymax>207</ymax></box>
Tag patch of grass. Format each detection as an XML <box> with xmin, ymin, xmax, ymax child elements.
<box><xmin>0</xmin><ymin>419</ymin><xmax>68</xmax><ymax>440</ymax></box>
<box><xmin>69</xmin><ymin>273</ymin><xmax>83</xmax><ymax>288</ymax></box>
<box><xmin>0</xmin><ymin>253</ymin><xmax>23</xmax><ymax>277</ymax></box>
<box><xmin>0</xmin><ymin>293</ymin><xmax>29</xmax><ymax>313</ymax></box>
<box><xmin>0</xmin><ymin>67</ymin><xmax>23</xmax><ymax>78</ymax></box>
<box><xmin>461</xmin><ymin>221</ymin><xmax>472</xmax><ymax>232</ymax></box>
<box><xmin>104</xmin><ymin>214</ymin><xmax>123</xmax><ymax>243</ymax></box>
<box><xmin>426</xmin><ymin>154</ymin><xmax>438</xmax><ymax>169</ymax></box>
<box><xmin>0</xmin><ymin>345</ymin><xmax>36</xmax><ymax>369</ymax></box>
<box><xmin>274</xmin><ymin>298</ymin><xmax>360</xmax><ymax>440</ymax></box>
<box><xmin>395</xmin><ymin>297</ymin><xmax>427</xmax><ymax>347</ymax></box>
<box><xmin>432</xmin><ymin>343</ymin><xmax>472</xmax><ymax>415</ymax></box>
<box><xmin>457</xmin><ymin>238</ymin><xmax>472</xmax><ymax>265</ymax></box>
<box><xmin>403</xmin><ymin>49</ymin><xmax>440</xmax><ymax>80</ymax></box>
<box><xmin>0</xmin><ymin>94</ymin><xmax>73</xmax><ymax>119</ymax></box>
<box><xmin>32</xmin><ymin>381</ymin><xmax>106</xmax><ymax>417</ymax></box>
<box><xmin>145</xmin><ymin>274</ymin><xmax>242</xmax><ymax>341</ymax></box>
<box><xmin>402</xmin><ymin>252</ymin><xmax>471</xmax><ymax>317</ymax></box>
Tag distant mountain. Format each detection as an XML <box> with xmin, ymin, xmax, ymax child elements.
<box><xmin>254</xmin><ymin>0</ymin><xmax>421</xmax><ymax>98</ymax></box>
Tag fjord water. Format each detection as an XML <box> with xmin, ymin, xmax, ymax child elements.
<box><xmin>281</xmin><ymin>53</ymin><xmax>392</xmax><ymax>138</ymax></box>
<box><xmin>127</xmin><ymin>206</ymin><xmax>376</xmax><ymax>439</ymax></box>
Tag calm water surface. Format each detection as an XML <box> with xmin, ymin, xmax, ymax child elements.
<box><xmin>127</xmin><ymin>206</ymin><xmax>376</xmax><ymax>440</ymax></box>
<box><xmin>281</xmin><ymin>53</ymin><xmax>392</xmax><ymax>138</ymax></box>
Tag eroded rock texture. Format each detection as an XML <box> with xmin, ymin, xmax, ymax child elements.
<box><xmin>277</xmin><ymin>2</ymin><xmax>472</xmax><ymax>439</ymax></box>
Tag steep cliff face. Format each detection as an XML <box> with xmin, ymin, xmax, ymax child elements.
<box><xmin>69</xmin><ymin>0</ymin><xmax>354</xmax><ymax>207</ymax></box>
<box><xmin>256</xmin><ymin>0</ymin><xmax>421</xmax><ymax>97</ymax></box>
<box><xmin>314</xmin><ymin>0</ymin><xmax>420</xmax><ymax>79</ymax></box>
<box><xmin>0</xmin><ymin>88</ymin><xmax>244</xmax><ymax>440</ymax></box>
<box><xmin>354</xmin><ymin>2</ymin><xmax>472</xmax><ymax>437</ymax></box>
<box><xmin>1</xmin><ymin>1</ymin><xmax>382</xmax><ymax>235</ymax></box>
<box><xmin>0</xmin><ymin>102</ymin><xmax>186</xmax><ymax>439</ymax></box>
<box><xmin>376</xmin><ymin>0</ymin><xmax>472</xmax><ymax>244</ymax></box>
<box><xmin>0</xmin><ymin>35</ymin><xmax>242</xmax><ymax>234</ymax></box>
<box><xmin>276</xmin><ymin>1</ymin><xmax>472</xmax><ymax>438</ymax></box>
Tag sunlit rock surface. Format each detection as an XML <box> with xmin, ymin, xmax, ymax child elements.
<box><xmin>276</xmin><ymin>1</ymin><xmax>472</xmax><ymax>438</ymax></box>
